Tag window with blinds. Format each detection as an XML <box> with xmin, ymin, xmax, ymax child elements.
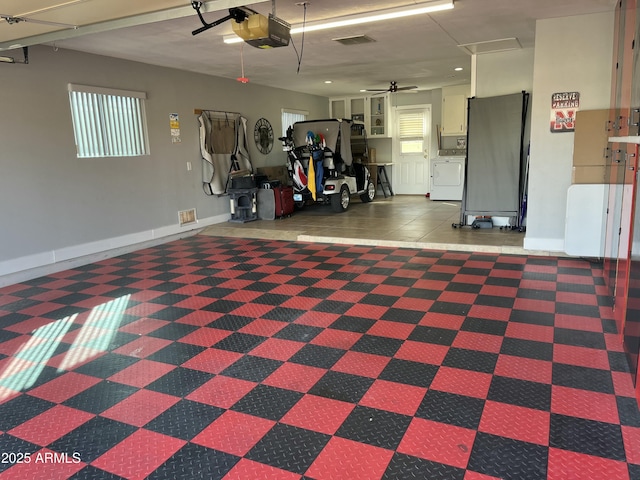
<box><xmin>282</xmin><ymin>108</ymin><xmax>308</xmax><ymax>138</ymax></box>
<box><xmin>398</xmin><ymin>111</ymin><xmax>426</xmax><ymax>155</ymax></box>
<box><xmin>68</xmin><ymin>84</ymin><xmax>149</xmax><ymax>158</ymax></box>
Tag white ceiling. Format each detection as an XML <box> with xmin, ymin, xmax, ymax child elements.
<box><xmin>0</xmin><ymin>0</ymin><xmax>617</xmax><ymax>97</ymax></box>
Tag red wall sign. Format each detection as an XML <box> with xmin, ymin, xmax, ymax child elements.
<box><xmin>550</xmin><ymin>91</ymin><xmax>580</xmax><ymax>133</ymax></box>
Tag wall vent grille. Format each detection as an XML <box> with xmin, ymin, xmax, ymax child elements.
<box><xmin>179</xmin><ymin>208</ymin><xmax>197</xmax><ymax>226</ymax></box>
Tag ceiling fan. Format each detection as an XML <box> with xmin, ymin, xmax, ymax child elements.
<box><xmin>366</xmin><ymin>81</ymin><xmax>418</xmax><ymax>94</ymax></box>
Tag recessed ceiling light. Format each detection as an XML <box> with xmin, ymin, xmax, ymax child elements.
<box><xmin>325</xmin><ymin>80</ymin><xmax>333</xmax><ymax>84</ymax></box>
<box><xmin>454</xmin><ymin>67</ymin><xmax>463</xmax><ymax>71</ymax></box>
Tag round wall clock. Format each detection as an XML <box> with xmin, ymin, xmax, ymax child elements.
<box><xmin>254</xmin><ymin>117</ymin><xmax>274</xmax><ymax>154</ymax></box>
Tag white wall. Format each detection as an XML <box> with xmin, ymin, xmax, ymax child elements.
<box><xmin>525</xmin><ymin>12</ymin><xmax>613</xmax><ymax>252</ymax></box>
<box><xmin>0</xmin><ymin>46</ymin><xmax>328</xmax><ymax>284</ymax></box>
<box><xmin>476</xmin><ymin>48</ymin><xmax>535</xmax><ymax>98</ymax></box>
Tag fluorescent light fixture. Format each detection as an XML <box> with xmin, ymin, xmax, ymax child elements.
<box><xmin>224</xmin><ymin>0</ymin><xmax>454</xmax><ymax>44</ymax></box>
<box><xmin>0</xmin><ymin>47</ymin><xmax>28</xmax><ymax>64</ymax></box>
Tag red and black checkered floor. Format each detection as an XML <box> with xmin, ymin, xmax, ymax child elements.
<box><xmin>0</xmin><ymin>235</ymin><xmax>639</xmax><ymax>479</ymax></box>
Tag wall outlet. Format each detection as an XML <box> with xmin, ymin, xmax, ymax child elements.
<box><xmin>186</xmin><ymin>161</ymin><xmax>192</xmax><ymax>171</ymax></box>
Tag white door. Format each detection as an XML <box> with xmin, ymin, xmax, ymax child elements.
<box><xmin>392</xmin><ymin>106</ymin><xmax>431</xmax><ymax>195</ymax></box>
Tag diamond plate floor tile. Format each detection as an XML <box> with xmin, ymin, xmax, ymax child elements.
<box><xmin>0</xmin><ymin>237</ymin><xmax>639</xmax><ymax>479</ymax></box>
<box><xmin>220</xmin><ymin>355</ymin><xmax>283</xmax><ymax>383</ymax></box>
<box><xmin>147</xmin><ymin>323</ymin><xmax>199</xmax><ymax>341</ymax></box>
<box><xmin>212</xmin><ymin>332</ymin><xmax>267</xmax><ymax>354</ymax></box>
<box><xmin>618</xmin><ymin>396</ymin><xmax>640</xmax><ymax>427</ymax></box>
<box><xmin>70</xmin><ymin>465</ymin><xmax>128</xmax><ymax>479</ymax></box>
<box><xmin>0</xmin><ymin>396</ymin><xmax>55</xmax><ymax>431</ymax></box>
<box><xmin>289</xmin><ymin>344</ymin><xmax>346</xmax><ymax>369</ymax></box>
<box><xmin>146</xmin><ymin>342</ymin><xmax>207</xmax><ymax>366</ymax></box>
<box><xmin>461</xmin><ymin>317</ymin><xmax>508</xmax><ymax>336</ymax></box>
<box><xmin>379</xmin><ymin>358</ymin><xmax>439</xmax><ymax>388</ymax></box>
<box><xmin>308</xmin><ymin>370</ymin><xmax>374</xmax><ymax>404</ymax></box>
<box><xmin>487</xmin><ymin>375</ymin><xmax>552</xmax><ymax>411</ymax></box>
<box><xmin>62</xmin><ymin>381</ymin><xmax>138</xmax><ymax>414</ymax></box>
<box><xmin>73</xmin><ymin>353</ymin><xmax>140</xmax><ymax>379</ymax></box>
<box><xmin>467</xmin><ymin>432</ymin><xmax>548</xmax><ymax>480</ymax></box>
<box><xmin>143</xmin><ymin>399</ymin><xmax>224</xmax><ymax>441</ymax></box>
<box><xmin>231</xmin><ymin>384</ymin><xmax>303</xmax><ymax>421</ymax></box>
<box><xmin>0</xmin><ymin>435</ymin><xmax>40</xmax><ymax>474</ymax></box>
<box><xmin>549</xmin><ymin>413</ymin><xmax>626</xmax><ymax>461</ymax></box>
<box><xmin>335</xmin><ymin>405</ymin><xmax>412</xmax><ymax>450</ymax></box>
<box><xmin>500</xmin><ymin>337</ymin><xmax>554</xmax><ymax>361</ymax></box>
<box><xmin>415</xmin><ymin>389</ymin><xmax>485</xmax><ymax>430</ymax></box>
<box><xmin>382</xmin><ymin>452</ymin><xmax>465</xmax><ymax>480</ymax></box>
<box><xmin>147</xmin><ymin>443</ymin><xmax>240</xmax><ymax>480</ymax></box>
<box><xmin>408</xmin><ymin>325</ymin><xmax>458</xmax><ymax>346</ymax></box>
<box><xmin>350</xmin><ymin>334</ymin><xmax>404</xmax><ymax>357</ymax></box>
<box><xmin>305</xmin><ymin>436</ymin><xmax>395</xmax><ymax>480</ymax></box>
<box><xmin>246</xmin><ymin>423</ymin><xmax>331</xmax><ymax>475</ymax></box>
<box><xmin>329</xmin><ymin>316</ymin><xmax>376</xmax><ymax>333</ymax></box>
<box><xmin>48</xmin><ymin>416</ymin><xmax>137</xmax><ymax>463</ymax></box>
<box><xmin>552</xmin><ymin>363</ymin><xmax>614</xmax><ymax>394</ymax></box>
<box><xmin>553</xmin><ymin>327</ymin><xmax>607</xmax><ymax>349</ymax></box>
<box><xmin>442</xmin><ymin>348</ymin><xmax>498</xmax><ymax>374</ymax></box>
<box><xmin>547</xmin><ymin>447</ymin><xmax>630</xmax><ymax>480</ymax></box>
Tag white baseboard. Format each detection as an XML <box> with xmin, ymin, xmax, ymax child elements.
<box><xmin>0</xmin><ymin>213</ymin><xmax>229</xmax><ymax>288</ymax></box>
<box><xmin>523</xmin><ymin>237</ymin><xmax>565</xmax><ymax>253</ymax></box>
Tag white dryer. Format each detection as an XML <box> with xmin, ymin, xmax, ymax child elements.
<box><xmin>430</xmin><ymin>149</ymin><xmax>466</xmax><ymax>201</ymax></box>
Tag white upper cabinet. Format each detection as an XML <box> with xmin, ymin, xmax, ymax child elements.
<box><xmin>329</xmin><ymin>94</ymin><xmax>393</xmax><ymax>138</ymax></box>
<box><xmin>441</xmin><ymin>85</ymin><xmax>471</xmax><ymax>136</ymax></box>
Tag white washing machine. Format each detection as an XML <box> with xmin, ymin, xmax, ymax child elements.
<box><xmin>430</xmin><ymin>149</ymin><xmax>466</xmax><ymax>201</ymax></box>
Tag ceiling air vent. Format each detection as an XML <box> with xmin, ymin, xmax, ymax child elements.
<box><xmin>332</xmin><ymin>35</ymin><xmax>376</xmax><ymax>46</ymax></box>
<box><xmin>458</xmin><ymin>37</ymin><xmax>522</xmax><ymax>55</ymax></box>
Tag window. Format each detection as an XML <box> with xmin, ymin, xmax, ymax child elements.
<box><xmin>281</xmin><ymin>108</ymin><xmax>308</xmax><ymax>138</ymax></box>
<box><xmin>398</xmin><ymin>111</ymin><xmax>426</xmax><ymax>155</ymax></box>
<box><xmin>68</xmin><ymin>84</ymin><xmax>149</xmax><ymax>158</ymax></box>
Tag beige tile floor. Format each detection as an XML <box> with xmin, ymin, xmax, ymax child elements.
<box><xmin>201</xmin><ymin>194</ymin><xmax>553</xmax><ymax>256</ymax></box>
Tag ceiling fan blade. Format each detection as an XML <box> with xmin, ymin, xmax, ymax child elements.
<box><xmin>365</xmin><ymin>82</ymin><xmax>417</xmax><ymax>94</ymax></box>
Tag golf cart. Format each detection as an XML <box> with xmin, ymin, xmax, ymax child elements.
<box><xmin>281</xmin><ymin>119</ymin><xmax>376</xmax><ymax>212</ymax></box>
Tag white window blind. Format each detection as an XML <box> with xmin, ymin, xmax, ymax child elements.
<box><xmin>68</xmin><ymin>84</ymin><xmax>149</xmax><ymax>158</ymax></box>
<box><xmin>282</xmin><ymin>108</ymin><xmax>308</xmax><ymax>137</ymax></box>
<box><xmin>399</xmin><ymin>112</ymin><xmax>425</xmax><ymax>138</ymax></box>
<box><xmin>398</xmin><ymin>112</ymin><xmax>426</xmax><ymax>155</ymax></box>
